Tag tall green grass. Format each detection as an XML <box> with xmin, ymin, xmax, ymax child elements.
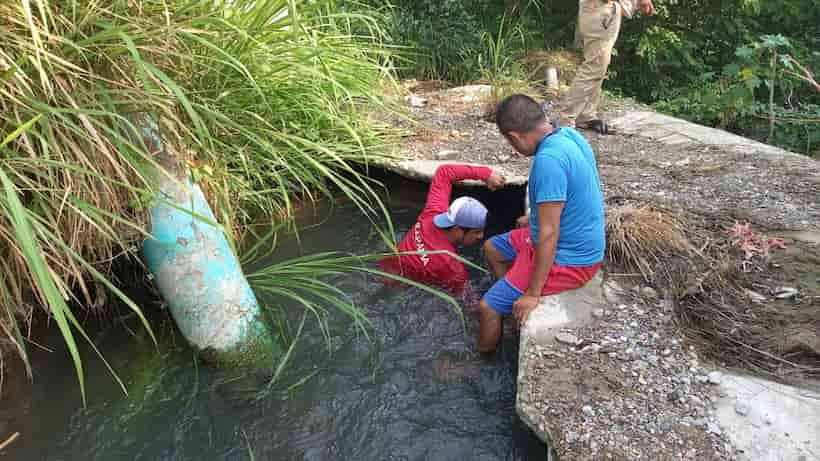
<box><xmin>0</xmin><ymin>0</ymin><xmax>400</xmax><ymax>402</ymax></box>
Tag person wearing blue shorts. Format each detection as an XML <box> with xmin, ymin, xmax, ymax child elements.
<box><xmin>477</xmin><ymin>94</ymin><xmax>605</xmax><ymax>354</ymax></box>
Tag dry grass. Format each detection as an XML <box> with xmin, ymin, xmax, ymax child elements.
<box><xmin>605</xmin><ymin>204</ymin><xmax>695</xmax><ymax>283</ymax></box>
<box><xmin>481</xmin><ymin>83</ymin><xmax>542</xmax><ymax>123</ymax></box>
<box><xmin>519</xmin><ymin>50</ymin><xmax>581</xmax><ymax>90</ymax></box>
<box><xmin>606</xmin><ymin>203</ymin><xmax>820</xmax><ymax>385</ymax></box>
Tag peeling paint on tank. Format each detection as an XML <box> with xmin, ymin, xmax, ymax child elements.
<box><xmin>143</xmin><ymin>173</ymin><xmax>277</xmax><ymax>364</ymax></box>
<box><xmin>131</xmin><ymin>113</ymin><xmax>277</xmax><ymax>366</ymax></box>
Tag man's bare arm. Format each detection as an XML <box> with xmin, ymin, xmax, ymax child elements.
<box><xmin>526</xmin><ymin>202</ymin><xmax>563</xmax><ymax>296</ymax></box>
<box><xmin>512</xmin><ymin>202</ymin><xmax>563</xmax><ymax>326</ymax></box>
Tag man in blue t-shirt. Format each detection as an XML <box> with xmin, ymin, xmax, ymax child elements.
<box><xmin>477</xmin><ymin>94</ymin><xmax>605</xmax><ymax>354</ymax></box>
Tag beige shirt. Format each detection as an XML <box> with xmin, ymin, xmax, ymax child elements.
<box><xmin>617</xmin><ymin>0</ymin><xmax>636</xmax><ymax>18</ymax></box>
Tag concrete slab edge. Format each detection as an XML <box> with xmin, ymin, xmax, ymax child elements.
<box><xmin>378</xmin><ymin>159</ymin><xmax>529</xmax><ymax>186</ymax></box>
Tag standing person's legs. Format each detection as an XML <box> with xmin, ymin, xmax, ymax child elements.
<box><xmin>558</xmin><ymin>0</ymin><xmax>622</xmax><ymax>127</ymax></box>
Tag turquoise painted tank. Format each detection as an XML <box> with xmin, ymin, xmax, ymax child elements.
<box><xmin>131</xmin><ymin>114</ymin><xmax>277</xmax><ymax>366</ymax></box>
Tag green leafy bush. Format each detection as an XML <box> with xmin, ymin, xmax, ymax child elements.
<box><xmin>655</xmin><ymin>35</ymin><xmax>820</xmax><ymax>155</ymax></box>
<box><xmin>353</xmin><ymin>0</ymin><xmax>543</xmax><ymax>83</ymax></box>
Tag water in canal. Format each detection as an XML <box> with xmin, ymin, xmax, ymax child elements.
<box><xmin>1</xmin><ymin>180</ymin><xmax>547</xmax><ymax>461</ymax></box>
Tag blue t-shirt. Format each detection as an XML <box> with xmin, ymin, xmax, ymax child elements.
<box><xmin>529</xmin><ymin>127</ymin><xmax>605</xmax><ymax>266</ymax></box>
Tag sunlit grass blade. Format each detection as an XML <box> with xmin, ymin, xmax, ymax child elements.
<box><xmin>0</xmin><ymin>167</ymin><xmax>87</xmax><ymax>403</ymax></box>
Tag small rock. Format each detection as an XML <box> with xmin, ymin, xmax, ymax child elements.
<box><xmin>734</xmin><ymin>401</ymin><xmax>750</xmax><ymax>416</ymax></box>
<box><xmin>706</xmin><ymin>422</ymin><xmax>722</xmax><ymax>435</ymax></box>
<box><xmin>580</xmin><ymin>343</ymin><xmax>602</xmax><ymax>353</ymax></box>
<box><xmin>745</xmin><ymin>289</ymin><xmax>767</xmax><ymax>303</ymax></box>
<box><xmin>708</xmin><ymin>371</ymin><xmax>722</xmax><ymax>385</ymax></box>
<box><xmin>666</xmin><ymin>389</ymin><xmax>683</xmax><ymax>402</ymax></box>
<box><xmin>592</xmin><ymin>308</ymin><xmax>605</xmax><ymax>318</ymax></box>
<box><xmin>641</xmin><ymin>286</ymin><xmax>659</xmax><ymax>299</ymax></box>
<box><xmin>603</xmin><ymin>280</ymin><xmax>625</xmax><ymax>300</ymax></box>
<box><xmin>582</xmin><ymin>405</ymin><xmax>595</xmax><ymax>417</ymax></box>
<box><xmin>556</xmin><ymin>333</ymin><xmax>579</xmax><ymax>346</ymax></box>
<box><xmin>434</xmin><ymin>149</ymin><xmax>460</xmax><ymax>161</ymax></box>
<box><xmin>773</xmin><ymin>286</ymin><xmax>799</xmax><ymax>299</ymax></box>
<box><xmin>764</xmin><ymin>415</ymin><xmax>773</xmax><ymax>425</ymax></box>
<box><xmin>661</xmin><ymin>348</ymin><xmax>673</xmax><ymax>357</ymax></box>
<box><xmin>496</xmin><ymin>154</ymin><xmax>511</xmax><ymax>162</ymax></box>
<box><xmin>566</xmin><ymin>431</ymin><xmax>579</xmax><ymax>443</ymax></box>
<box><xmin>405</xmin><ymin>94</ymin><xmax>427</xmax><ymax>107</ymax></box>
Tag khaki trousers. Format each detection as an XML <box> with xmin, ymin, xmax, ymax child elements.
<box><xmin>559</xmin><ymin>0</ymin><xmax>622</xmax><ymax>125</ymax></box>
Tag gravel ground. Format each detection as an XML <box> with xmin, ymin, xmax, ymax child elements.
<box><xmin>393</xmin><ymin>83</ymin><xmax>820</xmax><ymax>232</ymax></box>
<box><xmin>519</xmin><ymin>282</ymin><xmax>737</xmax><ymax>460</ymax></box>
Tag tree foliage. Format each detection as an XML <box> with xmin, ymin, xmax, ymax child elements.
<box><xmin>366</xmin><ymin>0</ymin><xmax>820</xmax><ymax>154</ymax></box>
<box><xmin>547</xmin><ymin>0</ymin><xmax>820</xmax><ymax>154</ymax></box>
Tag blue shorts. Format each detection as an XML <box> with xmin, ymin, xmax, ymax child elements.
<box><xmin>482</xmin><ymin>230</ymin><xmax>602</xmax><ymax>315</ymax></box>
<box><xmin>482</xmin><ymin>233</ymin><xmax>523</xmax><ymax>315</ymax></box>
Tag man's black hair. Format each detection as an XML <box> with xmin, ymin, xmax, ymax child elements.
<box><xmin>495</xmin><ymin>94</ymin><xmax>546</xmax><ymax>134</ymax></box>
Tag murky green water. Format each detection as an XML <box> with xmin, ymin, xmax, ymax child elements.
<box><xmin>1</xmin><ymin>184</ymin><xmax>545</xmax><ymax>461</ymax></box>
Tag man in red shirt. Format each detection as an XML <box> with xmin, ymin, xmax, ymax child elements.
<box><xmin>379</xmin><ymin>164</ymin><xmax>506</xmax><ymax>295</ymax></box>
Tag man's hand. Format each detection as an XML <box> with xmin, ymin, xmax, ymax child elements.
<box><xmin>512</xmin><ymin>294</ymin><xmax>539</xmax><ymax>328</ymax></box>
<box><xmin>516</xmin><ymin>215</ymin><xmax>529</xmax><ymax>228</ymax></box>
<box><xmin>638</xmin><ymin>0</ymin><xmax>654</xmax><ymax>15</ymax></box>
<box><xmin>485</xmin><ymin>172</ymin><xmax>506</xmax><ymax>191</ymax></box>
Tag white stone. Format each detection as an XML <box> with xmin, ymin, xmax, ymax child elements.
<box><xmin>405</xmin><ymin>94</ymin><xmax>427</xmax><ymax>107</ymax></box>
<box><xmin>555</xmin><ymin>333</ymin><xmax>580</xmax><ymax>346</ymax></box>
<box><xmin>641</xmin><ymin>286</ymin><xmax>659</xmax><ymax>299</ymax></box>
<box><xmin>734</xmin><ymin>401</ymin><xmax>750</xmax><ymax>416</ymax></box>
<box><xmin>773</xmin><ymin>286</ymin><xmax>799</xmax><ymax>299</ymax></box>
<box><xmin>434</xmin><ymin>149</ymin><xmax>460</xmax><ymax>161</ymax></box>
<box><xmin>708</xmin><ymin>371</ymin><xmax>723</xmax><ymax>385</ymax></box>
<box><xmin>744</xmin><ymin>289</ymin><xmax>767</xmax><ymax>304</ymax></box>
<box><xmin>444</xmin><ymin>84</ymin><xmax>492</xmax><ymax>103</ymax></box>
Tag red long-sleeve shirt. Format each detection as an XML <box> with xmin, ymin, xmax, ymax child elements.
<box><xmin>379</xmin><ymin>164</ymin><xmax>493</xmax><ymax>295</ymax></box>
